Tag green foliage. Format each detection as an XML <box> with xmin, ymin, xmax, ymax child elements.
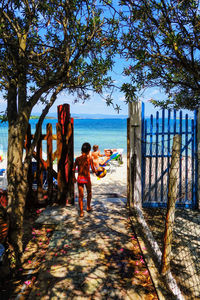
<box><xmin>120</xmin><ymin>0</ymin><xmax>200</xmax><ymax>110</ymax></box>
<box><xmin>0</xmin><ymin>0</ymin><xmax>120</xmax><ymax>118</ymax></box>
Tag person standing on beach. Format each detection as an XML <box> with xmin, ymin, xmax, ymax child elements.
<box><xmin>73</xmin><ymin>142</ymin><xmax>96</xmax><ymax>217</ymax></box>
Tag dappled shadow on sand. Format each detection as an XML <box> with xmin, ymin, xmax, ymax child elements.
<box><xmin>143</xmin><ymin>208</ymin><xmax>200</xmax><ymax>299</ymax></box>
<box><xmin>15</xmin><ymin>196</ymin><xmax>158</xmax><ymax>299</ymax></box>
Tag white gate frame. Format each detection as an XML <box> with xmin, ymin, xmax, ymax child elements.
<box><xmin>128</xmin><ymin>102</ymin><xmax>142</xmax><ymax>208</ymax></box>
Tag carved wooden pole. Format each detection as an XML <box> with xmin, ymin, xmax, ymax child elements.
<box><xmin>47</xmin><ymin>123</ymin><xmax>53</xmax><ymax>203</ymax></box>
<box><xmin>161</xmin><ymin>134</ymin><xmax>181</xmax><ymax>274</ymax></box>
<box><xmin>36</xmin><ymin>125</ymin><xmax>44</xmax><ymax>204</ymax></box>
<box><xmin>57</xmin><ymin>104</ymin><xmax>74</xmax><ymax>205</ymax></box>
<box><xmin>25</xmin><ymin>123</ymin><xmax>33</xmax><ymax>205</ymax></box>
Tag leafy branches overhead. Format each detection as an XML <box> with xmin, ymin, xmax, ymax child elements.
<box><xmin>120</xmin><ymin>0</ymin><xmax>200</xmax><ymax>110</ymax></box>
<box><xmin>0</xmin><ymin>0</ymin><xmax>120</xmax><ymax>119</ymax></box>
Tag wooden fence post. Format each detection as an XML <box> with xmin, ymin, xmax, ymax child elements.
<box><xmin>25</xmin><ymin>124</ymin><xmax>33</xmax><ymax>204</ymax></box>
<box><xmin>161</xmin><ymin>134</ymin><xmax>181</xmax><ymax>275</ymax></box>
<box><xmin>128</xmin><ymin>102</ymin><xmax>142</xmax><ymax>208</ymax></box>
<box><xmin>47</xmin><ymin>123</ymin><xmax>53</xmax><ymax>202</ymax></box>
<box><xmin>36</xmin><ymin>125</ymin><xmax>44</xmax><ymax>204</ymax></box>
<box><xmin>67</xmin><ymin>118</ymin><xmax>74</xmax><ymax>205</ymax></box>
<box><xmin>56</xmin><ymin>122</ymin><xmax>63</xmax><ymax>202</ymax></box>
<box><xmin>57</xmin><ymin>104</ymin><xmax>74</xmax><ymax>205</ymax></box>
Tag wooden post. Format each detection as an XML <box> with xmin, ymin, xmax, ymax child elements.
<box><xmin>127</xmin><ymin>118</ymin><xmax>130</xmax><ymax>207</ymax></box>
<box><xmin>128</xmin><ymin>102</ymin><xmax>142</xmax><ymax>208</ymax></box>
<box><xmin>25</xmin><ymin>124</ymin><xmax>33</xmax><ymax>205</ymax></box>
<box><xmin>57</xmin><ymin>104</ymin><xmax>74</xmax><ymax>205</ymax></box>
<box><xmin>161</xmin><ymin>134</ymin><xmax>181</xmax><ymax>275</ymax></box>
<box><xmin>67</xmin><ymin>118</ymin><xmax>74</xmax><ymax>205</ymax></box>
<box><xmin>36</xmin><ymin>125</ymin><xmax>44</xmax><ymax>204</ymax></box>
<box><xmin>56</xmin><ymin>122</ymin><xmax>63</xmax><ymax>202</ymax></box>
<box><xmin>47</xmin><ymin>123</ymin><xmax>53</xmax><ymax>202</ymax></box>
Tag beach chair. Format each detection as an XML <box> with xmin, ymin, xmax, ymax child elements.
<box><xmin>0</xmin><ymin>169</ymin><xmax>7</xmax><ymax>190</ymax></box>
<box><xmin>99</xmin><ymin>149</ymin><xmax>123</xmax><ymax>173</ymax></box>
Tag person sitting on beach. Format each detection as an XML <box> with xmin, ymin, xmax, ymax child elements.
<box><xmin>99</xmin><ymin>149</ymin><xmax>113</xmax><ymax>166</ymax></box>
<box><xmin>91</xmin><ymin>145</ymin><xmax>103</xmax><ymax>170</ymax></box>
<box><xmin>104</xmin><ymin>149</ymin><xmax>117</xmax><ymax>155</ymax></box>
<box><xmin>73</xmin><ymin>142</ymin><xmax>96</xmax><ymax>217</ymax></box>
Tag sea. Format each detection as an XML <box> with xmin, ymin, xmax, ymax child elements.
<box><xmin>0</xmin><ymin>118</ymin><xmax>128</xmax><ymax>158</ymax></box>
<box><xmin>0</xmin><ymin>112</ymin><xmax>196</xmax><ymax>159</ymax></box>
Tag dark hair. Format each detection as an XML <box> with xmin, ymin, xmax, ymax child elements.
<box><xmin>93</xmin><ymin>145</ymin><xmax>99</xmax><ymax>151</ymax></box>
<box><xmin>81</xmin><ymin>142</ymin><xmax>91</xmax><ymax>154</ymax></box>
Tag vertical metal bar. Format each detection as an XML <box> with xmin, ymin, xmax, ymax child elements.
<box><xmin>144</xmin><ymin>119</ymin><xmax>147</xmax><ymax>203</ymax></box>
<box><xmin>185</xmin><ymin>114</ymin><xmax>188</xmax><ymax>203</ymax></box>
<box><xmin>173</xmin><ymin>110</ymin><xmax>176</xmax><ymax>135</ymax></box>
<box><xmin>155</xmin><ymin>111</ymin><xmax>159</xmax><ymax>202</ymax></box>
<box><xmin>141</xmin><ymin>102</ymin><xmax>145</xmax><ymax>204</ymax></box>
<box><xmin>127</xmin><ymin>118</ymin><xmax>130</xmax><ymax>207</ymax></box>
<box><xmin>161</xmin><ymin>109</ymin><xmax>165</xmax><ymax>203</ymax></box>
<box><xmin>194</xmin><ymin>110</ymin><xmax>198</xmax><ymax>208</ymax></box>
<box><xmin>179</xmin><ymin>111</ymin><xmax>183</xmax><ymax>201</ymax></box>
<box><xmin>191</xmin><ymin>118</ymin><xmax>195</xmax><ymax>204</ymax></box>
<box><xmin>149</xmin><ymin>114</ymin><xmax>153</xmax><ymax>203</ymax></box>
<box><xmin>167</xmin><ymin>110</ymin><xmax>171</xmax><ymax>200</ymax></box>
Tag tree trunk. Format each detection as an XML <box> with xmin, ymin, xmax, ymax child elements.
<box><xmin>7</xmin><ymin>122</ymin><xmax>29</xmax><ymax>267</ymax></box>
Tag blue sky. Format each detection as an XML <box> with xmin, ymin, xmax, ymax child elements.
<box><xmin>0</xmin><ymin>53</ymin><xmax>164</xmax><ymax>116</ymax></box>
<box><xmin>31</xmin><ymin>55</ymin><xmax>166</xmax><ymax>117</ymax></box>
<box><xmin>0</xmin><ymin>83</ymin><xmax>167</xmax><ymax>117</ymax></box>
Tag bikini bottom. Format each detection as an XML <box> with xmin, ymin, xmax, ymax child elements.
<box><xmin>77</xmin><ymin>175</ymin><xmax>91</xmax><ymax>184</ymax></box>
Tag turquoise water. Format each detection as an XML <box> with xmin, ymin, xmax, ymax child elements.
<box><xmin>73</xmin><ymin>119</ymin><xmax>127</xmax><ymax>155</ymax></box>
<box><xmin>0</xmin><ymin>116</ymin><xmax>196</xmax><ymax>158</ymax></box>
<box><xmin>0</xmin><ymin>118</ymin><xmax>127</xmax><ymax>156</ymax></box>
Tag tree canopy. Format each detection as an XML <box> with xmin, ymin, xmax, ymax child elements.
<box><xmin>0</xmin><ymin>0</ymin><xmax>119</xmax><ymax>125</ymax></box>
<box><xmin>120</xmin><ymin>0</ymin><xmax>200</xmax><ymax>110</ymax></box>
<box><xmin>0</xmin><ymin>0</ymin><xmax>120</xmax><ymax>267</ymax></box>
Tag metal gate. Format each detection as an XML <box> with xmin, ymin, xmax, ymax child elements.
<box><xmin>141</xmin><ymin>104</ymin><xmax>197</xmax><ymax>208</ymax></box>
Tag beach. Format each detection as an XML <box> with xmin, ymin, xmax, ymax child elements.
<box><xmin>1</xmin><ymin>155</ymin><xmax>128</xmax><ymax>199</ymax></box>
<box><xmin>74</xmin><ymin>156</ymin><xmax>127</xmax><ymax>202</ymax></box>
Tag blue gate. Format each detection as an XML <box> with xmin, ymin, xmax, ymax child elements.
<box><xmin>141</xmin><ymin>103</ymin><xmax>197</xmax><ymax>209</ymax></box>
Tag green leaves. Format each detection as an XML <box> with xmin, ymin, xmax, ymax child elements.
<box><xmin>120</xmin><ymin>83</ymin><xmax>137</xmax><ymax>103</ymax></box>
<box><xmin>0</xmin><ymin>0</ymin><xmax>120</xmax><ymax>115</ymax></box>
<box><xmin>120</xmin><ymin>0</ymin><xmax>200</xmax><ymax>110</ymax></box>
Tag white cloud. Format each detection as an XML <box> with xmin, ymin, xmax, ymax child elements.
<box><xmin>150</xmin><ymin>89</ymin><xmax>160</xmax><ymax>96</ymax></box>
<box><xmin>119</xmin><ymin>96</ymin><xmax>125</xmax><ymax>102</ymax></box>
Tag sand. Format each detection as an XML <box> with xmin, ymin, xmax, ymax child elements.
<box><xmin>1</xmin><ymin>155</ymin><xmax>128</xmax><ymax>199</ymax></box>
<box><xmin>74</xmin><ymin>156</ymin><xmax>127</xmax><ymax>200</ymax></box>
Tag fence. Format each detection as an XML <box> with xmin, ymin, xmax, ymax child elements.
<box><xmin>0</xmin><ymin>104</ymin><xmax>74</xmax><ymax>205</ymax></box>
<box><xmin>141</xmin><ymin>107</ymin><xmax>197</xmax><ymax>209</ymax></box>
<box><xmin>128</xmin><ymin>102</ymin><xmax>200</xmax><ymax>300</ymax></box>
